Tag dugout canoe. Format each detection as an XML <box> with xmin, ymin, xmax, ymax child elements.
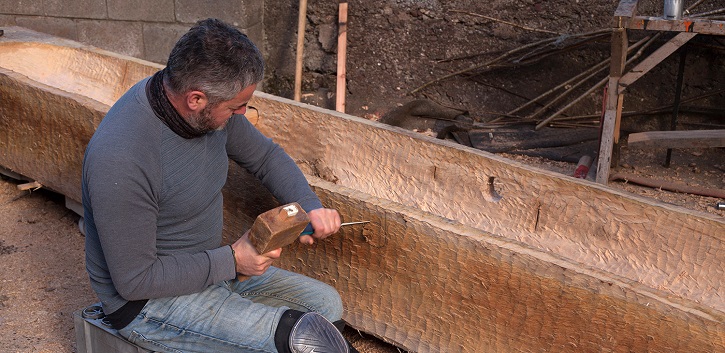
<box><xmin>0</xmin><ymin>27</ymin><xmax>723</xmax><ymax>353</ymax></box>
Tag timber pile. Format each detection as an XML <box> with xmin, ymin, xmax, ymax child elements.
<box><xmin>0</xmin><ymin>27</ymin><xmax>723</xmax><ymax>353</ymax></box>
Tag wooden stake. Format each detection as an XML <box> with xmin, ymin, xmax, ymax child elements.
<box><xmin>336</xmin><ymin>0</ymin><xmax>349</xmax><ymax>113</ymax></box>
<box><xmin>293</xmin><ymin>0</ymin><xmax>308</xmax><ymax>102</ymax></box>
<box><xmin>610</xmin><ymin>172</ymin><xmax>725</xmax><ymax>199</ymax></box>
<box><xmin>17</xmin><ymin>181</ymin><xmax>42</xmax><ymax>191</ymax></box>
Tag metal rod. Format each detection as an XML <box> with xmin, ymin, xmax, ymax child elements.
<box><xmin>341</xmin><ymin>221</ymin><xmax>369</xmax><ymax>226</ymax></box>
<box><xmin>665</xmin><ymin>44</ymin><xmax>688</xmax><ymax>167</ymax></box>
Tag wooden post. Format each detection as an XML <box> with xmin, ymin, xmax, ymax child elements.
<box><xmin>293</xmin><ymin>0</ymin><xmax>308</xmax><ymax>102</ymax></box>
<box><xmin>336</xmin><ymin>0</ymin><xmax>349</xmax><ymax>113</ymax></box>
<box><xmin>595</xmin><ymin>27</ymin><xmax>628</xmax><ymax>184</ymax></box>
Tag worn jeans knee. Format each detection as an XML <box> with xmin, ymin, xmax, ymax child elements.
<box><xmin>117</xmin><ymin>267</ymin><xmax>343</xmax><ymax>353</ymax></box>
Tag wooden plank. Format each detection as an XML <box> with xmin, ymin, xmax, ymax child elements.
<box><xmin>628</xmin><ymin>129</ymin><xmax>725</xmax><ymax>149</ymax></box>
<box><xmin>595</xmin><ymin>106</ymin><xmax>616</xmax><ymax>184</ymax></box>
<box><xmin>618</xmin><ymin>32</ymin><xmax>697</xmax><ymax>93</ymax></box>
<box><xmin>627</xmin><ymin>16</ymin><xmax>725</xmax><ymax>35</ymax></box>
<box><xmin>2</xmin><ymin>27</ymin><xmax>724</xmax><ymax>353</ymax></box>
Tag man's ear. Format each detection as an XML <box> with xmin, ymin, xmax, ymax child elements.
<box><xmin>186</xmin><ymin>91</ymin><xmax>208</xmax><ymax>112</ymax></box>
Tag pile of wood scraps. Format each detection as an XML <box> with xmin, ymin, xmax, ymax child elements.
<box><xmin>379</xmin><ymin>99</ymin><xmax>601</xmax><ymax>179</ymax></box>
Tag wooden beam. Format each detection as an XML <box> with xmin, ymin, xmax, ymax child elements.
<box><xmin>627</xmin><ymin>16</ymin><xmax>725</xmax><ymax>35</ymax></box>
<box><xmin>223</xmin><ymin>164</ymin><xmax>725</xmax><ymax>353</ymax></box>
<box><xmin>628</xmin><ymin>129</ymin><xmax>725</xmax><ymax>149</ymax></box>
<box><xmin>618</xmin><ymin>32</ymin><xmax>697</xmax><ymax>93</ymax></box>
<box><xmin>596</xmin><ymin>26</ymin><xmax>628</xmax><ymax>184</ymax></box>
<box><xmin>596</xmin><ymin>106</ymin><xmax>618</xmax><ymax>184</ymax></box>
<box><xmin>240</xmin><ymin>91</ymin><xmax>725</xmax><ymax>352</ymax></box>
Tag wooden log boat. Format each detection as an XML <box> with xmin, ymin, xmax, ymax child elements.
<box><xmin>1</xmin><ymin>27</ymin><xmax>723</xmax><ymax>353</ymax></box>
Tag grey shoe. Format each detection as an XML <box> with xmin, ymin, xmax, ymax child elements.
<box><xmin>289</xmin><ymin>312</ymin><xmax>349</xmax><ymax>353</ymax></box>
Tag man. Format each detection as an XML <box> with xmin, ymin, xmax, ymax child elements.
<box><xmin>82</xmin><ymin>18</ymin><xmax>355</xmax><ymax>353</ymax></box>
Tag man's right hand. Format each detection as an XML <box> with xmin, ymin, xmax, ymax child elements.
<box><xmin>231</xmin><ymin>230</ymin><xmax>282</xmax><ymax>276</ymax></box>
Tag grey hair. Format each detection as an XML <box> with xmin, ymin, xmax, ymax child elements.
<box><xmin>164</xmin><ymin>18</ymin><xmax>265</xmax><ymax>105</ymax></box>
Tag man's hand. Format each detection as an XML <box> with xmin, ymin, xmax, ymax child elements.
<box><xmin>231</xmin><ymin>230</ymin><xmax>282</xmax><ymax>276</ymax></box>
<box><xmin>299</xmin><ymin>208</ymin><xmax>341</xmax><ymax>245</ymax></box>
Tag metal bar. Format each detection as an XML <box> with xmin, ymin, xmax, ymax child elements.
<box><xmin>341</xmin><ymin>221</ymin><xmax>369</xmax><ymax>226</ymax></box>
<box><xmin>665</xmin><ymin>45</ymin><xmax>688</xmax><ymax>167</ymax></box>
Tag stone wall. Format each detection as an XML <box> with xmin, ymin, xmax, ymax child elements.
<box><xmin>0</xmin><ymin>0</ymin><xmax>264</xmax><ymax>64</ymax></box>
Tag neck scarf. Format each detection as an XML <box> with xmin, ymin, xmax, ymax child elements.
<box><xmin>146</xmin><ymin>69</ymin><xmax>205</xmax><ymax>139</ymax></box>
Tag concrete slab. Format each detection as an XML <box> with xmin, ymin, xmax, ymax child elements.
<box><xmin>175</xmin><ymin>0</ymin><xmax>263</xmax><ymax>28</ymax></box>
<box><xmin>77</xmin><ymin>20</ymin><xmax>144</xmax><ymax>58</ymax></box>
<box><xmin>44</xmin><ymin>0</ymin><xmax>106</xmax><ymax>19</ymax></box>
<box><xmin>16</xmin><ymin>16</ymin><xmax>78</xmax><ymax>41</ymax></box>
<box><xmin>108</xmin><ymin>0</ymin><xmax>175</xmax><ymax>22</ymax></box>
<box><xmin>0</xmin><ymin>0</ymin><xmax>42</xmax><ymax>15</ymax></box>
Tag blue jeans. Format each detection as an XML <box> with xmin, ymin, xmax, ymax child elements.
<box><xmin>117</xmin><ymin>267</ymin><xmax>344</xmax><ymax>353</ymax></box>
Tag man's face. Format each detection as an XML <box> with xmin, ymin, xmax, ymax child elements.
<box><xmin>188</xmin><ymin>83</ymin><xmax>257</xmax><ymax>133</ymax></box>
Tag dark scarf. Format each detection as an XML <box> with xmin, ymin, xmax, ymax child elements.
<box><xmin>146</xmin><ymin>69</ymin><xmax>205</xmax><ymax>139</ymax></box>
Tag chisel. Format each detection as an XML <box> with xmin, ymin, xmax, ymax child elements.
<box><xmin>300</xmin><ymin>221</ymin><xmax>369</xmax><ymax>235</ymax></box>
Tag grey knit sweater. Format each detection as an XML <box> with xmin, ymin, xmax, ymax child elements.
<box><xmin>82</xmin><ymin>78</ymin><xmax>322</xmax><ymax>315</ymax></box>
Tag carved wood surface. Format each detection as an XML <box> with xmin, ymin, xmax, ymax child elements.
<box><xmin>1</xmin><ymin>27</ymin><xmax>723</xmax><ymax>352</ymax></box>
<box><xmin>249</xmin><ymin>93</ymin><xmax>724</xmax><ymax>313</ymax></box>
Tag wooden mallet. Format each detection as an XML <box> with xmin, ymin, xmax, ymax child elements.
<box><xmin>236</xmin><ymin>203</ymin><xmax>310</xmax><ymax>281</ymax></box>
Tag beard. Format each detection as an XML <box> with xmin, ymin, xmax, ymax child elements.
<box><xmin>186</xmin><ymin>105</ymin><xmax>226</xmax><ymax>134</ymax></box>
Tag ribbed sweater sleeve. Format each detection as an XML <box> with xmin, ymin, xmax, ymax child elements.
<box><xmin>225</xmin><ymin>114</ymin><xmax>323</xmax><ymax>212</ymax></box>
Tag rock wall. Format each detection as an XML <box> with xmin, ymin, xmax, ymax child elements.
<box><xmin>263</xmin><ymin>0</ymin><xmax>725</xmax><ymax>129</ymax></box>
